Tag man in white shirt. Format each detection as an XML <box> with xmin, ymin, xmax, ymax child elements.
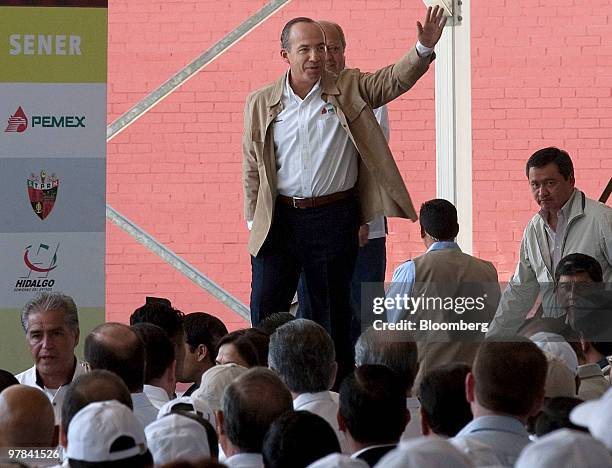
<box><xmin>268</xmin><ymin>319</ymin><xmax>347</xmax><ymax>452</ymax></box>
<box><xmin>452</xmin><ymin>338</ymin><xmax>548</xmax><ymax>467</ymax></box>
<box><xmin>244</xmin><ymin>10</ymin><xmax>446</xmax><ymax>384</ymax></box>
<box><xmin>15</xmin><ymin>292</ymin><xmax>87</xmax><ymax>423</ymax></box>
<box><xmin>84</xmin><ymin>322</ymin><xmax>158</xmax><ymax>427</ymax></box>
<box><xmin>216</xmin><ymin>368</ymin><xmax>293</xmax><ymax>468</ymax></box>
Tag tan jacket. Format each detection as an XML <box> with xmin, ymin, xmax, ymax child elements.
<box><xmin>242</xmin><ymin>48</ymin><xmax>432</xmax><ymax>255</ymax></box>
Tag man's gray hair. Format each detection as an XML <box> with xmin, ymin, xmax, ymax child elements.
<box><xmin>268</xmin><ymin>319</ymin><xmax>335</xmax><ymax>393</ymax></box>
<box><xmin>354</xmin><ymin>327</ymin><xmax>418</xmax><ymax>391</ymax></box>
<box><xmin>21</xmin><ymin>292</ymin><xmax>79</xmax><ymax>333</ymax></box>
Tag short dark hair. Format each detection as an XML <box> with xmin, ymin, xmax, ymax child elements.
<box><xmin>534</xmin><ymin>396</ymin><xmax>587</xmax><ymax>437</ymax></box>
<box><xmin>555</xmin><ymin>253</ymin><xmax>603</xmax><ymax>283</ymax></box>
<box><xmin>280</xmin><ymin>17</ymin><xmax>317</xmax><ymax>50</ymax></box>
<box><xmin>256</xmin><ymin>312</ymin><xmax>296</xmax><ymax>336</ymax></box>
<box><xmin>262</xmin><ymin>411</ymin><xmax>340</xmax><ymax>468</ymax></box>
<box><xmin>354</xmin><ymin>328</ymin><xmax>418</xmax><ymax>393</ymax></box>
<box><xmin>184</xmin><ymin>313</ymin><xmax>228</xmax><ymax>357</ymax></box>
<box><xmin>222</xmin><ymin>368</ymin><xmax>293</xmax><ymax>453</ymax></box>
<box><xmin>216</xmin><ymin>328</ymin><xmax>269</xmax><ymax>367</ymax></box>
<box><xmin>526</xmin><ymin>147</ymin><xmax>574</xmax><ymax>180</ymax></box>
<box><xmin>61</xmin><ymin>370</ymin><xmax>133</xmax><ymax>436</ymax></box>
<box><xmin>339</xmin><ymin>365</ymin><xmax>407</xmax><ymax>444</ymax></box>
<box><xmin>419</xmin><ymin>199</ymin><xmax>459</xmax><ymax>241</ymax></box>
<box><xmin>130</xmin><ymin>301</ymin><xmax>184</xmax><ymax>342</ymax></box>
<box><xmin>132</xmin><ymin>323</ymin><xmax>175</xmax><ymax>383</ymax></box>
<box><xmin>0</xmin><ymin>369</ymin><xmax>19</xmax><ymax>393</ymax></box>
<box><xmin>84</xmin><ymin>323</ymin><xmax>146</xmax><ymax>393</ymax></box>
<box><xmin>418</xmin><ymin>363</ymin><xmax>473</xmax><ymax>437</ymax></box>
<box><xmin>473</xmin><ymin>339</ymin><xmax>548</xmax><ymax>417</ymax></box>
<box><xmin>268</xmin><ymin>319</ymin><xmax>336</xmax><ymax>393</ymax></box>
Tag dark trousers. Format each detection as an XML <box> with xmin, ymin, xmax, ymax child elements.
<box><xmin>250</xmin><ymin>197</ymin><xmax>359</xmax><ymax>384</ymax></box>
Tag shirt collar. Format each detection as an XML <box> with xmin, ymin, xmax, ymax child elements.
<box><xmin>538</xmin><ymin>188</ymin><xmax>578</xmax><ymax>226</ymax></box>
<box><xmin>34</xmin><ymin>356</ymin><xmax>79</xmax><ymax>389</ymax></box>
<box><xmin>457</xmin><ymin>415</ymin><xmax>528</xmax><ymax>438</ymax></box>
<box><xmin>426</xmin><ymin>241</ymin><xmax>461</xmax><ymax>253</ymax></box>
<box><xmin>293</xmin><ymin>391</ymin><xmax>333</xmax><ymax>408</ymax></box>
<box><xmin>284</xmin><ymin>71</ymin><xmax>321</xmax><ymax>104</ymax></box>
<box><xmin>351</xmin><ymin>443</ymin><xmax>397</xmax><ymax>459</ymax></box>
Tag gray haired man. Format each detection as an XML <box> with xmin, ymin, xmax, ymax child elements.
<box><xmin>15</xmin><ymin>292</ymin><xmax>87</xmax><ymax>422</ymax></box>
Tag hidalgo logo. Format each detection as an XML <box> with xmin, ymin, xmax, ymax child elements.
<box><xmin>5</xmin><ymin>106</ymin><xmax>85</xmax><ymax>133</ymax></box>
<box><xmin>5</xmin><ymin>106</ymin><xmax>27</xmax><ymax>133</ymax></box>
<box><xmin>14</xmin><ymin>242</ymin><xmax>60</xmax><ymax>292</ymax></box>
<box><xmin>27</xmin><ymin>170</ymin><xmax>59</xmax><ymax>220</ymax></box>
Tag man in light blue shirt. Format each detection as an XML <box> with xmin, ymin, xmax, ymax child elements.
<box><xmin>451</xmin><ymin>338</ymin><xmax>548</xmax><ymax>467</ymax></box>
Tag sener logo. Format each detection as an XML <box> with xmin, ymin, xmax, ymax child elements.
<box><xmin>5</xmin><ymin>106</ymin><xmax>28</xmax><ymax>133</ymax></box>
<box><xmin>4</xmin><ymin>107</ymin><xmax>86</xmax><ymax>133</ymax></box>
<box><xmin>9</xmin><ymin>34</ymin><xmax>81</xmax><ymax>56</ymax></box>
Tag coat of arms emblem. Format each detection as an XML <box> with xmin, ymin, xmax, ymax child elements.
<box><xmin>27</xmin><ymin>170</ymin><xmax>59</xmax><ymax>220</ymax></box>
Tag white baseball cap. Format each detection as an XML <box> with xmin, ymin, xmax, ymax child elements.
<box><xmin>530</xmin><ymin>332</ymin><xmax>579</xmax><ymax>375</ymax></box>
<box><xmin>378</xmin><ymin>438</ymin><xmax>474</xmax><ymax>468</ymax></box>
<box><xmin>307</xmin><ymin>454</ymin><xmax>369</xmax><ymax>468</ymax></box>
<box><xmin>145</xmin><ymin>413</ymin><xmax>211</xmax><ymax>465</ymax></box>
<box><xmin>570</xmin><ymin>387</ymin><xmax>612</xmax><ymax>450</ymax></box>
<box><xmin>191</xmin><ymin>363</ymin><xmax>248</xmax><ymax>413</ymax></box>
<box><xmin>156</xmin><ymin>396</ymin><xmax>196</xmax><ymax>419</ymax></box>
<box><xmin>516</xmin><ymin>429</ymin><xmax>612</xmax><ymax>468</ymax></box>
<box><xmin>544</xmin><ymin>353</ymin><xmax>577</xmax><ymax>398</ymax></box>
<box><xmin>66</xmin><ymin>400</ymin><xmax>148</xmax><ymax>462</ymax></box>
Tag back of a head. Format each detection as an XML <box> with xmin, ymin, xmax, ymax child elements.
<box><xmin>184</xmin><ymin>312</ymin><xmax>228</xmax><ymax>357</ymax></box>
<box><xmin>377</xmin><ymin>437</ymin><xmax>473</xmax><ymax>468</ymax></box>
<box><xmin>0</xmin><ymin>369</ymin><xmax>19</xmax><ymax>393</ymax></box>
<box><xmin>131</xmin><ymin>300</ymin><xmax>184</xmax><ymax>342</ymax></box>
<box><xmin>473</xmin><ymin>338</ymin><xmax>548</xmax><ymax>418</ymax></box>
<box><xmin>257</xmin><ymin>312</ymin><xmax>296</xmax><ymax>336</ymax></box>
<box><xmin>193</xmin><ymin>363</ymin><xmax>248</xmax><ymax>413</ymax></box>
<box><xmin>84</xmin><ymin>323</ymin><xmax>145</xmax><ymax>393</ymax></box>
<box><xmin>132</xmin><ymin>323</ymin><xmax>175</xmax><ymax>383</ymax></box>
<box><xmin>418</xmin><ymin>363</ymin><xmax>473</xmax><ymax>437</ymax></box>
<box><xmin>268</xmin><ymin>319</ymin><xmax>336</xmax><ymax>393</ymax></box>
<box><xmin>535</xmin><ymin>397</ymin><xmax>587</xmax><ymax>437</ymax></box>
<box><xmin>0</xmin><ymin>385</ymin><xmax>55</xmax><ymax>447</ymax></box>
<box><xmin>419</xmin><ymin>199</ymin><xmax>459</xmax><ymax>241</ymax></box>
<box><xmin>339</xmin><ymin>365</ymin><xmax>407</xmax><ymax>445</ymax></box>
<box><xmin>354</xmin><ymin>327</ymin><xmax>418</xmax><ymax>394</ymax></box>
<box><xmin>222</xmin><ymin>367</ymin><xmax>293</xmax><ymax>453</ymax></box>
<box><xmin>263</xmin><ymin>411</ymin><xmax>340</xmax><ymax>468</ymax></box>
<box><xmin>526</xmin><ymin>147</ymin><xmax>574</xmax><ymax>180</ymax></box>
<box><xmin>61</xmin><ymin>370</ymin><xmax>133</xmax><ymax>437</ymax></box>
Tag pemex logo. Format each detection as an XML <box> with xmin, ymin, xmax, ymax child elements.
<box><xmin>5</xmin><ymin>106</ymin><xmax>28</xmax><ymax>133</ymax></box>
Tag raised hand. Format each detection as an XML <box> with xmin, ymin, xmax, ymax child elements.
<box><xmin>417</xmin><ymin>6</ymin><xmax>447</xmax><ymax>48</ymax></box>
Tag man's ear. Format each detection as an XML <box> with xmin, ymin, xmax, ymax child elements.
<box><xmin>328</xmin><ymin>361</ymin><xmax>338</xmax><ymax>390</ymax></box>
<box><xmin>215</xmin><ymin>410</ymin><xmax>225</xmax><ymax>436</ymax></box>
<box><xmin>196</xmin><ymin>344</ymin><xmax>208</xmax><ymax>363</ymax></box>
<box><xmin>280</xmin><ymin>49</ymin><xmax>290</xmax><ymax>65</ymax></box>
<box><xmin>465</xmin><ymin>372</ymin><xmax>475</xmax><ymax>403</ymax></box>
<box><xmin>420</xmin><ymin>225</ymin><xmax>426</xmax><ymax>239</ymax></box>
<box><xmin>59</xmin><ymin>425</ymin><xmax>67</xmax><ymax>449</ymax></box>
<box><xmin>419</xmin><ymin>407</ymin><xmax>430</xmax><ymax>436</ymax></box>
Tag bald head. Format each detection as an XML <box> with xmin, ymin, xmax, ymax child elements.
<box><xmin>0</xmin><ymin>385</ymin><xmax>55</xmax><ymax>447</ymax></box>
<box><xmin>84</xmin><ymin>322</ymin><xmax>145</xmax><ymax>392</ymax></box>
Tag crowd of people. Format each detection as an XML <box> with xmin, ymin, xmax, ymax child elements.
<box><xmin>2</xmin><ymin>7</ymin><xmax>611</xmax><ymax>468</ymax></box>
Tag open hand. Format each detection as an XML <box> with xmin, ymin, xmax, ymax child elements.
<box><xmin>417</xmin><ymin>6</ymin><xmax>447</xmax><ymax>48</ymax></box>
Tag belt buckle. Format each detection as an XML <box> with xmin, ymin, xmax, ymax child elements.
<box><xmin>292</xmin><ymin>196</ymin><xmax>306</xmax><ymax>208</ymax></box>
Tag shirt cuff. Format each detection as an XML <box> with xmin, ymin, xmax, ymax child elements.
<box><xmin>416</xmin><ymin>40</ymin><xmax>434</xmax><ymax>57</ymax></box>
<box><xmin>246</xmin><ymin>220</ymin><xmax>253</xmax><ymax>231</ymax></box>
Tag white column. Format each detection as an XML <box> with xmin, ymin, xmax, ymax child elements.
<box><xmin>434</xmin><ymin>0</ymin><xmax>473</xmax><ymax>253</ymax></box>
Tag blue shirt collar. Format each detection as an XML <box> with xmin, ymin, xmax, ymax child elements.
<box><xmin>426</xmin><ymin>241</ymin><xmax>461</xmax><ymax>253</ymax></box>
<box><xmin>457</xmin><ymin>415</ymin><xmax>528</xmax><ymax>438</ymax></box>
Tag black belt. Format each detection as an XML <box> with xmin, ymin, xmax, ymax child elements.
<box><xmin>277</xmin><ymin>188</ymin><xmax>355</xmax><ymax>209</ymax></box>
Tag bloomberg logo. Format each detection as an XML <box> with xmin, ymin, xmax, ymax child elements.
<box><xmin>5</xmin><ymin>107</ymin><xmax>85</xmax><ymax>133</ymax></box>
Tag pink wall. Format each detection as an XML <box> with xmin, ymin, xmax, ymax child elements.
<box><xmin>106</xmin><ymin>0</ymin><xmax>612</xmax><ymax>327</ymax></box>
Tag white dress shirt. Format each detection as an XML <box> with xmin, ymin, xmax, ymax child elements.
<box><xmin>400</xmin><ymin>396</ymin><xmax>423</xmax><ymax>440</ymax></box>
<box><xmin>15</xmin><ymin>358</ymin><xmax>88</xmax><ymax>423</ymax></box>
<box><xmin>143</xmin><ymin>384</ymin><xmax>170</xmax><ymax>410</ymax></box>
<box><xmin>273</xmin><ymin>74</ymin><xmax>358</xmax><ymax>198</ymax></box>
<box><xmin>293</xmin><ymin>391</ymin><xmax>349</xmax><ymax>453</ymax></box>
<box><xmin>131</xmin><ymin>392</ymin><xmax>158</xmax><ymax>428</ymax></box>
<box><xmin>224</xmin><ymin>452</ymin><xmax>263</xmax><ymax>468</ymax></box>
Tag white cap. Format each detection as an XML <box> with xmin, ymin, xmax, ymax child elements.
<box><xmin>530</xmin><ymin>332</ymin><xmax>579</xmax><ymax>375</ymax></box>
<box><xmin>570</xmin><ymin>387</ymin><xmax>612</xmax><ymax>450</ymax></box>
<box><xmin>377</xmin><ymin>438</ymin><xmax>474</xmax><ymax>468</ymax></box>
<box><xmin>307</xmin><ymin>454</ymin><xmax>369</xmax><ymax>468</ymax></box>
<box><xmin>66</xmin><ymin>400</ymin><xmax>147</xmax><ymax>462</ymax></box>
<box><xmin>544</xmin><ymin>353</ymin><xmax>577</xmax><ymax>398</ymax></box>
<box><xmin>191</xmin><ymin>363</ymin><xmax>248</xmax><ymax>413</ymax></box>
<box><xmin>516</xmin><ymin>429</ymin><xmax>612</xmax><ymax>468</ymax></box>
<box><xmin>145</xmin><ymin>413</ymin><xmax>211</xmax><ymax>465</ymax></box>
<box><xmin>157</xmin><ymin>396</ymin><xmax>196</xmax><ymax>419</ymax></box>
